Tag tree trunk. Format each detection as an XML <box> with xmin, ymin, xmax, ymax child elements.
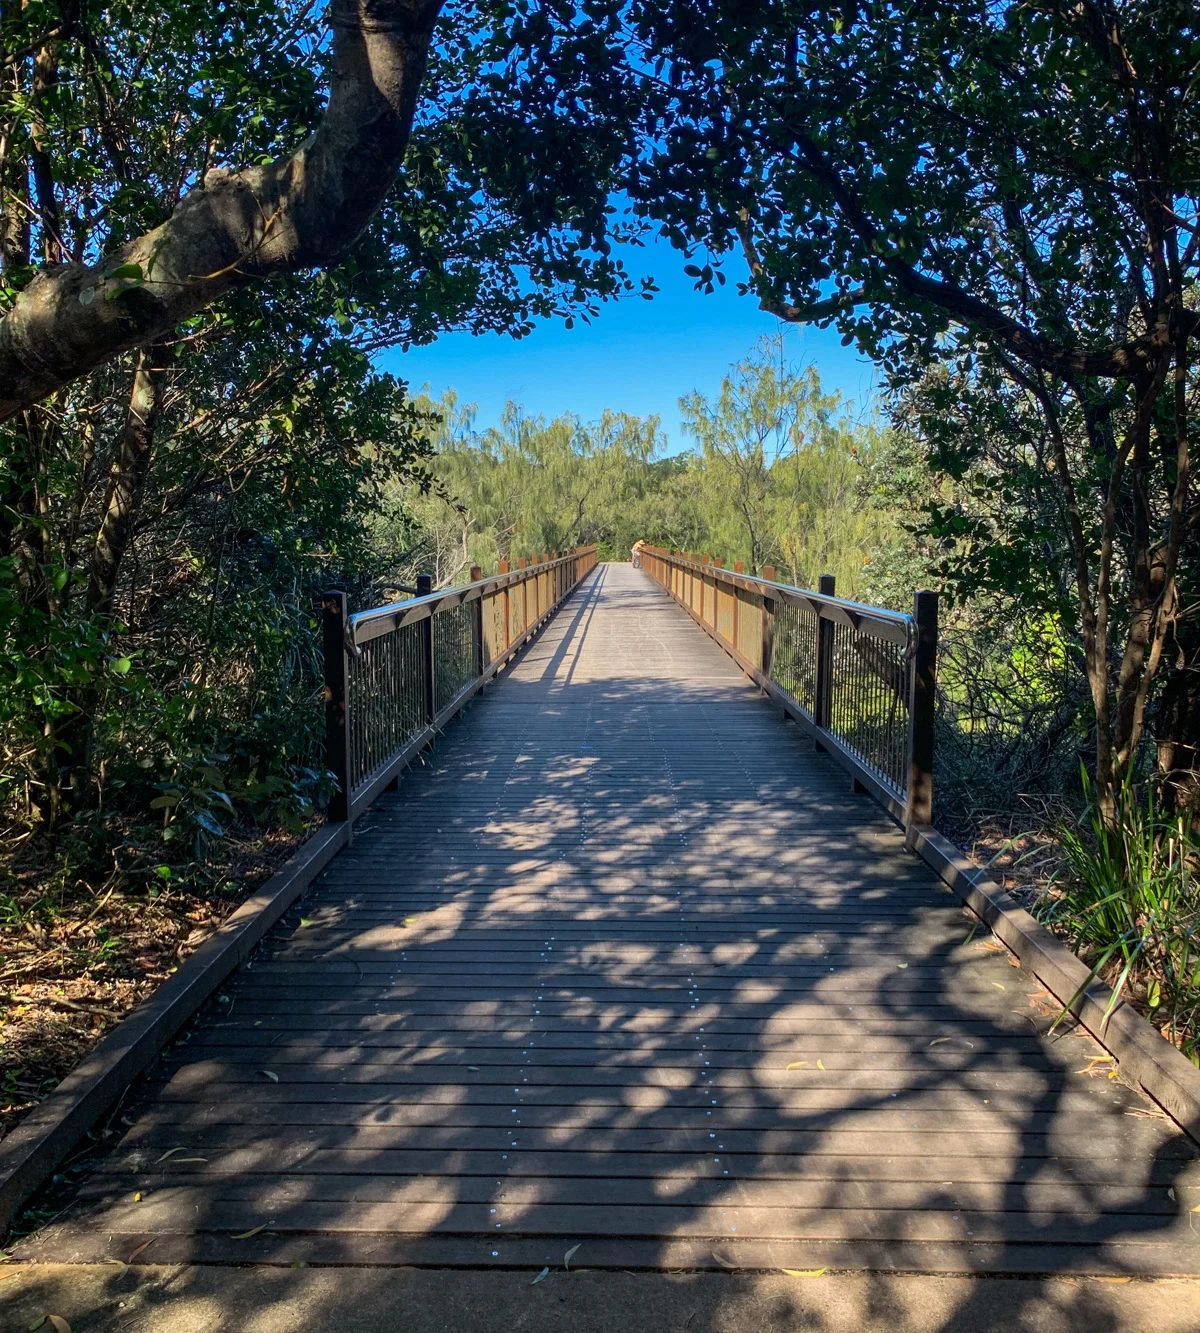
<box><xmin>1156</xmin><ymin>618</ymin><xmax>1200</xmax><ymax>815</ymax></box>
<box><xmin>57</xmin><ymin>343</ymin><xmax>171</xmax><ymax>809</ymax></box>
<box><xmin>86</xmin><ymin>342</ymin><xmax>171</xmax><ymax>616</ymax></box>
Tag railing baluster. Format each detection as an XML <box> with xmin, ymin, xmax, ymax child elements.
<box><xmin>417</xmin><ymin>572</ymin><xmax>434</xmax><ymax>723</ymax></box>
<box><xmin>517</xmin><ymin>556</ymin><xmax>528</xmax><ymax>632</ymax></box>
<box><xmin>732</xmin><ymin>561</ymin><xmax>743</xmax><ymax>653</ymax></box>
<box><xmin>499</xmin><ymin>559</ymin><xmax>511</xmax><ymax>651</ymax></box>
<box><xmin>904</xmin><ymin>589</ymin><xmax>939</xmax><ymax>833</ymax></box>
<box><xmin>470</xmin><ymin>565</ymin><xmax>484</xmax><ymax>675</ymax></box>
<box><xmin>813</xmin><ymin>572</ymin><xmax>836</xmax><ymax>735</ymax></box>
<box><xmin>760</xmin><ymin>565</ymin><xmax>776</xmax><ymax>679</ymax></box>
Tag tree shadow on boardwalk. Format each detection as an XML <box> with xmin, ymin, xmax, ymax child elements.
<box><xmin>13</xmin><ymin>565</ymin><xmax>1200</xmax><ymax>1330</ymax></box>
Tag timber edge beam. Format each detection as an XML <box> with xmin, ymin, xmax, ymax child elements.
<box><xmin>0</xmin><ymin>564</ymin><xmax>600</xmax><ymax>1240</ymax></box>
<box><xmin>910</xmin><ymin>824</ymin><xmax>1200</xmax><ymax>1145</ymax></box>
<box><xmin>639</xmin><ymin>559</ymin><xmax>1200</xmax><ymax>1148</ymax></box>
<box><xmin>0</xmin><ymin>821</ymin><xmax>347</xmax><ymax>1240</ymax></box>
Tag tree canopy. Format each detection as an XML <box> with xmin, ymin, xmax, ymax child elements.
<box><xmin>607</xmin><ymin>0</ymin><xmax>1199</xmax><ymax>810</ymax></box>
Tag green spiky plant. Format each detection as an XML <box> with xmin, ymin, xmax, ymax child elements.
<box><xmin>1036</xmin><ymin>768</ymin><xmax>1200</xmax><ymax>1064</ymax></box>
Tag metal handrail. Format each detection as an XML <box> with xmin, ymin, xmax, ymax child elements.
<box><xmin>349</xmin><ymin>550</ymin><xmax>589</xmax><ymax>646</ymax></box>
<box><xmin>653</xmin><ymin>550</ymin><xmax>914</xmax><ymax>642</ymax></box>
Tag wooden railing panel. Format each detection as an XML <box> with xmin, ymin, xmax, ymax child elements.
<box><xmin>736</xmin><ymin>585</ymin><xmax>763</xmax><ymax>668</ymax></box>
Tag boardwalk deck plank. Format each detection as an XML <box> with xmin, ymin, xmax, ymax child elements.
<box><xmin>26</xmin><ymin>564</ymin><xmax>1200</xmax><ymax>1273</ymax></box>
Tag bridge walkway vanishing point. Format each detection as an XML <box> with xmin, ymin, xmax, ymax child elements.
<box><xmin>26</xmin><ymin>563</ymin><xmax>1200</xmax><ymax>1274</ymax></box>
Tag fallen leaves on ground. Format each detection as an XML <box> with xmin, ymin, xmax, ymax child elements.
<box><xmin>0</xmin><ymin>825</ymin><xmax>307</xmax><ymax>1140</ymax></box>
<box><xmin>1076</xmin><ymin>1055</ymin><xmax>1118</xmax><ymax>1079</ymax></box>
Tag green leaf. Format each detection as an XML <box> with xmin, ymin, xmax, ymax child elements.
<box><xmin>106</xmin><ymin>262</ymin><xmax>144</xmax><ymax>283</ymax></box>
<box><xmin>193</xmin><ymin>810</ymin><xmax>225</xmax><ymax>836</ymax></box>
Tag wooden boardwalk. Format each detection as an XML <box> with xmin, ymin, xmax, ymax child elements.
<box><xmin>30</xmin><ymin>564</ymin><xmax>1200</xmax><ymax>1273</ymax></box>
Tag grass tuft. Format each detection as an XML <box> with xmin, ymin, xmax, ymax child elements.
<box><xmin>1034</xmin><ymin>769</ymin><xmax>1200</xmax><ymax>1064</ymax></box>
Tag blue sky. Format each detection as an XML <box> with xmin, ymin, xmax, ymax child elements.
<box><xmin>379</xmin><ymin>229</ymin><xmax>880</xmax><ymax>453</ymax></box>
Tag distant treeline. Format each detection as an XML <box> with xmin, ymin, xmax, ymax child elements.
<box><xmin>387</xmin><ymin>336</ymin><xmax>911</xmax><ymax>607</ymax></box>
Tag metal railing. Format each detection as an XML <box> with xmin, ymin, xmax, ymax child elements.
<box><xmin>638</xmin><ymin>546</ymin><xmax>937</xmax><ymax>832</ymax></box>
<box><xmin>320</xmin><ymin>547</ymin><xmax>598</xmax><ymax>824</ymax></box>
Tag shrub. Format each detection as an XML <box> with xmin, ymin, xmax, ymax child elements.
<box><xmin>1035</xmin><ymin>770</ymin><xmax>1200</xmax><ymax>1064</ymax></box>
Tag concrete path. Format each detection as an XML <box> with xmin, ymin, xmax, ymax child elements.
<box><xmin>3</xmin><ymin>1264</ymin><xmax>1198</xmax><ymax>1333</ymax></box>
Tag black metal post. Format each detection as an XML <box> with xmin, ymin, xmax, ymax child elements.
<box><xmin>813</xmin><ymin>573</ymin><xmax>836</xmax><ymax>741</ymax></box>
<box><xmin>470</xmin><ymin>565</ymin><xmax>484</xmax><ymax>676</ymax></box>
<box><xmin>904</xmin><ymin>588</ymin><xmax>939</xmax><ymax>835</ymax></box>
<box><xmin>417</xmin><ymin>572</ymin><xmax>434</xmax><ymax>722</ymax></box>
<box><xmin>321</xmin><ymin>590</ymin><xmax>352</xmax><ymax>823</ymax></box>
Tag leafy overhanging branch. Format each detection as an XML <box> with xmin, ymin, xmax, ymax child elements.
<box><xmin>0</xmin><ymin>0</ymin><xmax>444</xmax><ymax>421</ymax></box>
<box><xmin>739</xmin><ymin>128</ymin><xmax>1196</xmax><ymax>380</ymax></box>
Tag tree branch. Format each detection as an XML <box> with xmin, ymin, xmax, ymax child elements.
<box><xmin>735</xmin><ymin>209</ymin><xmax>865</xmax><ymax>322</ymax></box>
<box><xmin>780</xmin><ymin>127</ymin><xmax>1192</xmax><ymax>379</ymax></box>
<box><xmin>0</xmin><ymin>0</ymin><xmax>444</xmax><ymax>420</ymax></box>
